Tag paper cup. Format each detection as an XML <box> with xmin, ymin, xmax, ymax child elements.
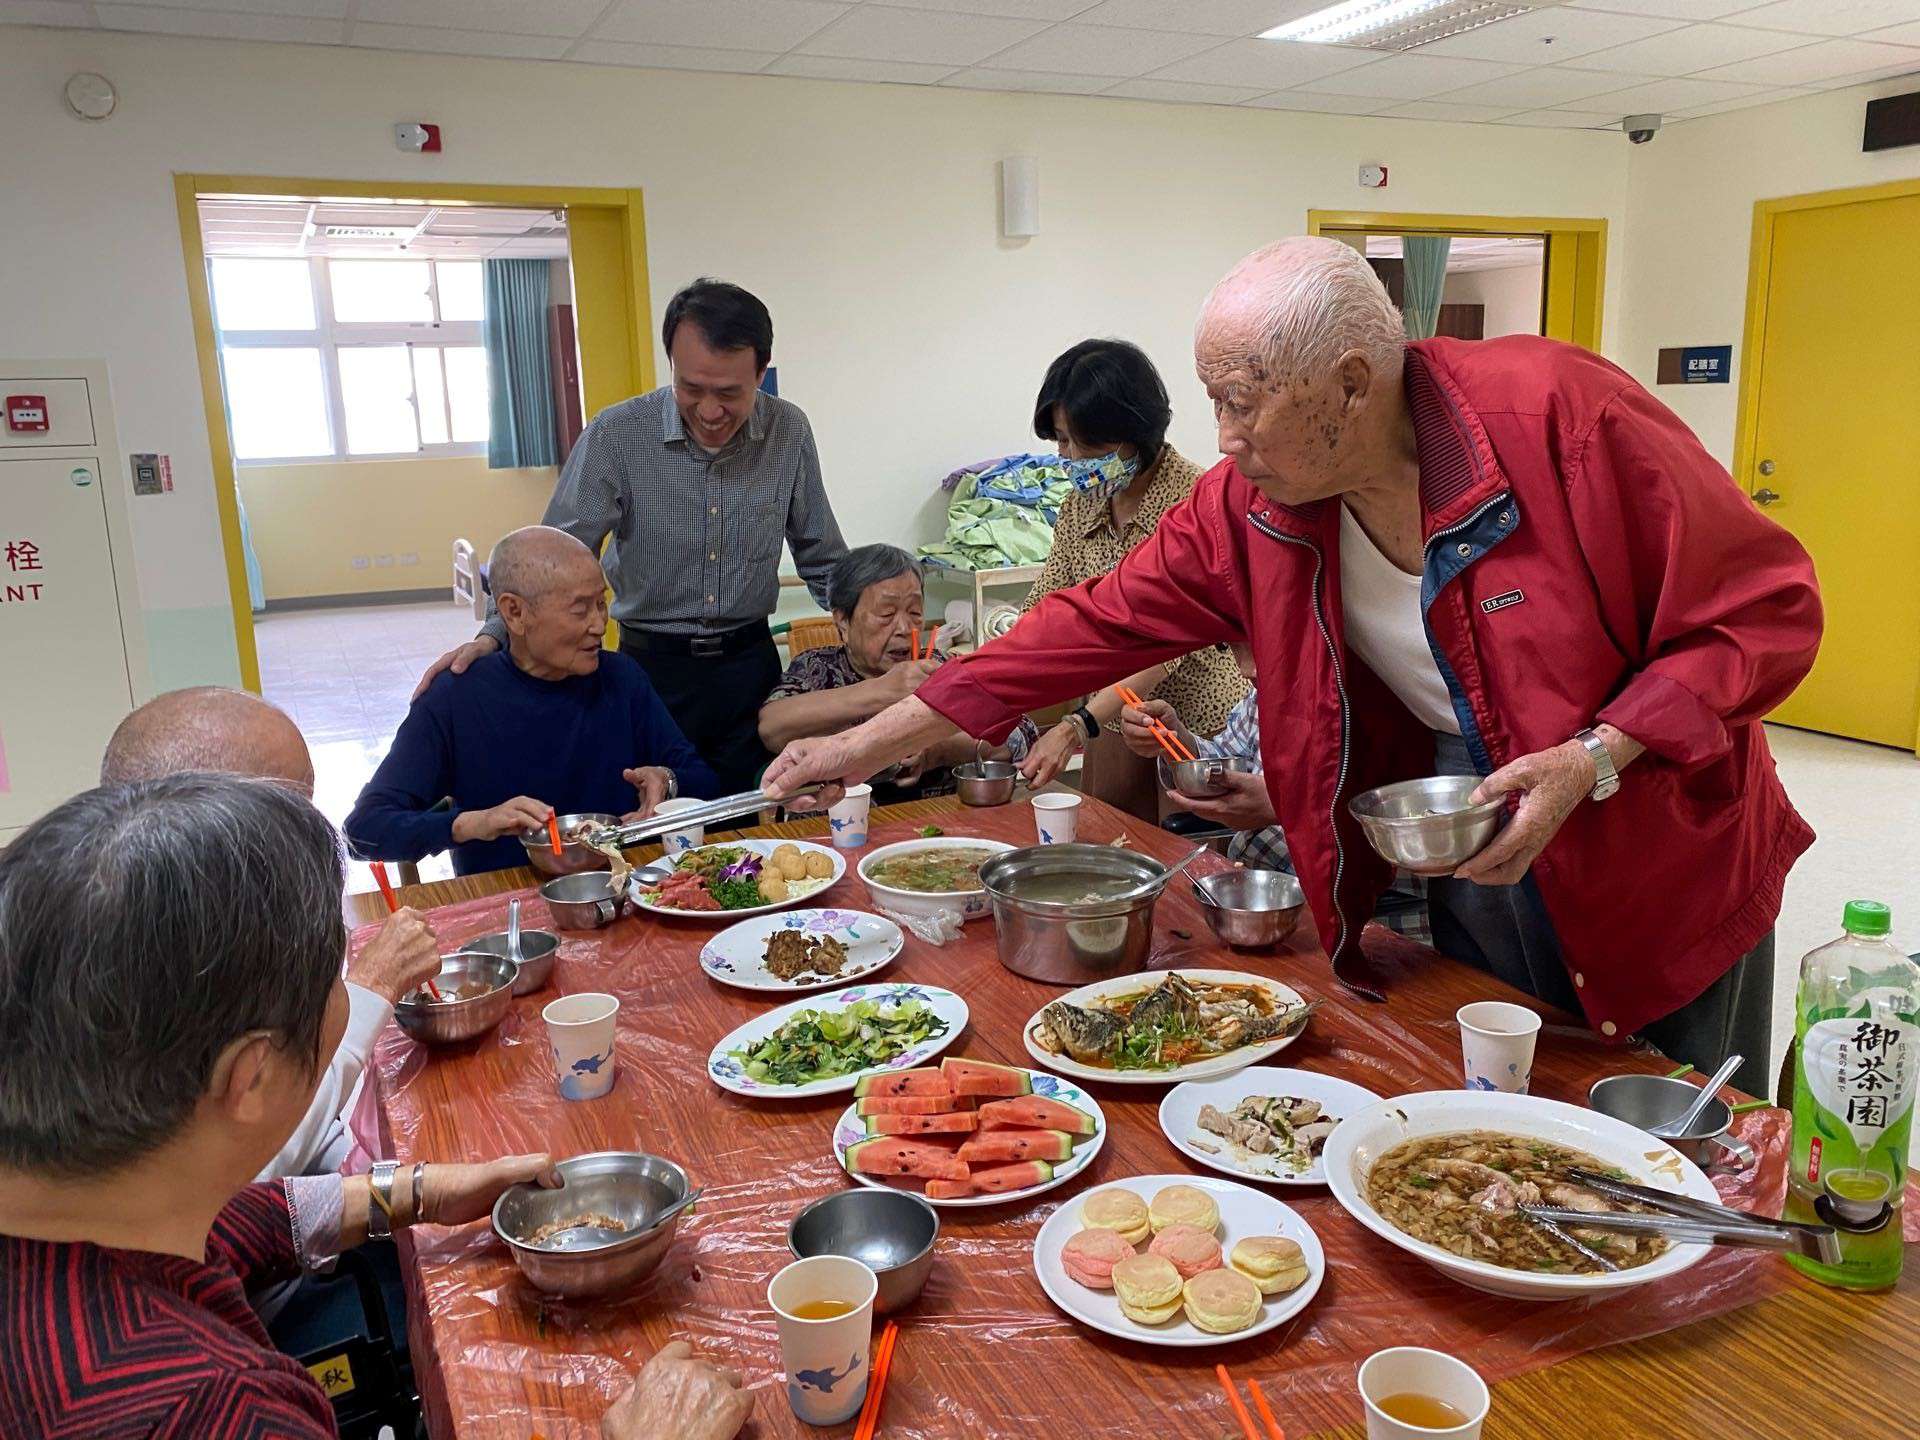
<box><xmin>1457</xmin><ymin>1000</ymin><xmax>1543</xmax><ymax>1094</ymax></box>
<box><xmin>1032</xmin><ymin>792</ymin><xmax>1082</xmax><ymax>845</ymax></box>
<box><xmin>1359</xmin><ymin>1347</ymin><xmax>1489</xmax><ymax>1440</ymax></box>
<box><xmin>652</xmin><ymin>797</ymin><xmax>706</xmax><ymax>853</ymax></box>
<box><xmin>769</xmin><ymin>1255</ymin><xmax>878</xmax><ymax>1427</ymax></box>
<box><xmin>828</xmin><ymin>784</ymin><xmax>873</xmax><ymax>850</ymax></box>
<box><xmin>542</xmin><ymin>992</ymin><xmax>619</xmax><ymax>1100</ymax></box>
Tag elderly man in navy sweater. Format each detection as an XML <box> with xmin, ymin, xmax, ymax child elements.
<box><xmin>347</xmin><ymin>526</ymin><xmax>722</xmax><ymax>876</ymax></box>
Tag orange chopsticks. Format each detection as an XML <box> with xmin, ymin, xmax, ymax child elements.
<box><xmin>909</xmin><ymin>624</ymin><xmax>941</xmax><ymax>662</ymax></box>
<box><xmin>1248</xmin><ymin>1379</ymin><xmax>1286</xmax><ymax>1440</ymax></box>
<box><xmin>544</xmin><ymin>812</ymin><xmax>564</xmax><ymax>856</ymax></box>
<box><xmin>1217</xmin><ymin>1364</ymin><xmax>1283</xmax><ymax>1440</ymax></box>
<box><xmin>853</xmin><ymin>1321</ymin><xmax>900</xmax><ymax>1440</ymax></box>
<box><xmin>372</xmin><ymin>862</ymin><xmax>440</xmax><ymax>1000</ymax></box>
<box><xmin>925</xmin><ymin>623</ymin><xmax>940</xmax><ymax>657</ymax></box>
<box><xmin>1116</xmin><ymin>685</ymin><xmax>1196</xmax><ymax>764</ymax></box>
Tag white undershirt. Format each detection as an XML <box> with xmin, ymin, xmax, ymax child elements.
<box><xmin>1337</xmin><ymin>503</ymin><xmax>1462</xmax><ymax>735</ymax></box>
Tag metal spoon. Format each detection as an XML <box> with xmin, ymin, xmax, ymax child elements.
<box><xmin>1106</xmin><ymin>844</ymin><xmax>1210</xmax><ymax>905</ymax></box>
<box><xmin>1651</xmin><ymin>1053</ymin><xmax>1744</xmax><ymax>1139</ymax></box>
<box><xmin>507</xmin><ymin>898</ymin><xmax>524</xmax><ymax>968</ymax></box>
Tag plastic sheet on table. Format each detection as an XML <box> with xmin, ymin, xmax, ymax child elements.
<box><xmin>349</xmin><ymin>809</ymin><xmax>1823</xmax><ymax>1439</ymax></box>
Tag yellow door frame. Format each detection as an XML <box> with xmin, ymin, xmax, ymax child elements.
<box><xmin>1307</xmin><ymin>210</ymin><xmax>1607</xmax><ymax>351</ymax></box>
<box><xmin>173</xmin><ymin>174</ymin><xmax>655</xmax><ymax>693</ymax></box>
<box><xmin>1733</xmin><ymin>175</ymin><xmax>1920</xmax><ymax>755</ymax></box>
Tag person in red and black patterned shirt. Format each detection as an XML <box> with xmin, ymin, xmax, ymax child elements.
<box><xmin>0</xmin><ymin>775</ymin><xmax>753</xmax><ymax>1440</ymax></box>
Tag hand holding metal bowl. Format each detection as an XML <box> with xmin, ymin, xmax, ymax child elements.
<box><xmin>1348</xmin><ymin>776</ymin><xmax>1505</xmax><ymax>877</ymax></box>
<box><xmin>492</xmin><ymin>1152</ymin><xmax>697</xmax><ymax>1299</ymax></box>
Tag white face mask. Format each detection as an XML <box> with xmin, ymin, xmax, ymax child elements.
<box><xmin>1060</xmin><ymin>452</ymin><xmax>1138</xmax><ymax>500</ymax></box>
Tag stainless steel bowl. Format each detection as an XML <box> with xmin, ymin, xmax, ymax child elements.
<box><xmin>540</xmin><ymin>872</ymin><xmax>628</xmax><ymax>930</ymax></box>
<box><xmin>1588</xmin><ymin>1074</ymin><xmax>1756</xmax><ymax>1174</ymax></box>
<box><xmin>392</xmin><ymin>952</ymin><xmax>518</xmax><ymax>1046</ymax></box>
<box><xmin>787</xmin><ymin>1189</ymin><xmax>938</xmax><ymax>1315</ymax></box>
<box><xmin>1348</xmin><ymin>775</ymin><xmax>1505</xmax><ymax>877</ymax></box>
<box><xmin>979</xmin><ymin>843</ymin><xmax>1165</xmax><ymax>985</ymax></box>
<box><xmin>456</xmin><ymin>929</ymin><xmax>560</xmax><ymax>995</ymax></box>
<box><xmin>1192</xmin><ymin>868</ymin><xmax>1305</xmax><ymax>950</ymax></box>
<box><xmin>492</xmin><ymin>1151</ymin><xmax>691</xmax><ymax>1299</ymax></box>
<box><xmin>1157</xmin><ymin>755</ymin><xmax>1255</xmax><ymax>799</ymax></box>
<box><xmin>953</xmin><ymin>760</ymin><xmax>1017</xmax><ymax>807</ymax></box>
<box><xmin>519</xmin><ymin>812</ymin><xmax>618</xmax><ymax>877</ymax></box>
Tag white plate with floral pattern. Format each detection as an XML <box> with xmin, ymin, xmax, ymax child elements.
<box><xmin>707</xmin><ymin>983</ymin><xmax>968</xmax><ymax>1099</ymax></box>
<box><xmin>699</xmin><ymin>909</ymin><xmax>904</xmax><ymax>994</ymax></box>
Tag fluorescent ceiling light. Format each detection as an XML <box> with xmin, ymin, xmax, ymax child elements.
<box><xmin>1263</xmin><ymin>0</ymin><xmax>1538</xmax><ymax>48</ymax></box>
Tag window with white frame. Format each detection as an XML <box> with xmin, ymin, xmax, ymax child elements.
<box><xmin>211</xmin><ymin>256</ymin><xmax>492</xmax><ymax>463</ymax></box>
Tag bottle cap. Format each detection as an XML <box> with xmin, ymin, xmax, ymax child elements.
<box><xmin>1842</xmin><ymin>900</ymin><xmax>1892</xmax><ymax>937</ymax></box>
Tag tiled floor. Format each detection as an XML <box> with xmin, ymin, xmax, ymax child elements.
<box><xmin>262</xmin><ymin>602</ymin><xmax>1920</xmax><ymax>1076</ymax></box>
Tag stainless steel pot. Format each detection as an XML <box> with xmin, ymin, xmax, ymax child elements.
<box><xmin>953</xmin><ymin>760</ymin><xmax>1017</xmax><ymax>807</ymax></box>
<box><xmin>540</xmin><ymin>872</ymin><xmax>627</xmax><ymax>930</ymax></box>
<box><xmin>979</xmin><ymin>843</ymin><xmax>1165</xmax><ymax>985</ymax></box>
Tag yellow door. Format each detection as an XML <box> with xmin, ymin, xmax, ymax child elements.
<box><xmin>1749</xmin><ymin>193</ymin><xmax>1920</xmax><ymax>750</ymax></box>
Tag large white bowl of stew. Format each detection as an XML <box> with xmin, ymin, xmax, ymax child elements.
<box><xmin>1323</xmin><ymin>1090</ymin><xmax>1718</xmax><ymax>1301</ymax></box>
<box><xmin>856</xmin><ymin>837</ymin><xmax>1016</xmax><ymax>922</ymax></box>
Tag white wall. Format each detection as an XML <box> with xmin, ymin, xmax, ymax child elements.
<box><xmin>0</xmin><ymin>27</ymin><xmax>1631</xmax><ymax>688</ymax></box>
<box><xmin>1619</xmin><ymin>75</ymin><xmax>1920</xmax><ymax>467</ymax></box>
<box><xmin>1442</xmin><ymin>263</ymin><xmax>1544</xmax><ymax>339</ymax></box>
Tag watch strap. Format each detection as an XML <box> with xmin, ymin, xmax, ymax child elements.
<box><xmin>1071</xmin><ymin>705</ymin><xmax>1099</xmax><ymax>743</ymax></box>
<box><xmin>662</xmin><ymin>769</ymin><xmax>679</xmax><ymax>802</ymax></box>
<box><xmin>368</xmin><ymin>1160</ymin><xmax>398</xmax><ymax>1239</ymax></box>
<box><xmin>1574</xmin><ymin>728</ymin><xmax>1619</xmax><ymax>801</ymax></box>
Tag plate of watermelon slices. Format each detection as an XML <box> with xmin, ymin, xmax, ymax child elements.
<box><xmin>832</xmin><ymin>1057</ymin><xmax>1107</xmax><ymax>1208</ymax></box>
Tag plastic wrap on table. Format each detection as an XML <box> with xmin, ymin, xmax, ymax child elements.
<box><xmin>351</xmin><ymin>804</ymin><xmax>1822</xmax><ymax>1439</ymax></box>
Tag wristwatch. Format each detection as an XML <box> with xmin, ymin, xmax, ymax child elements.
<box><xmin>662</xmin><ymin>768</ymin><xmax>679</xmax><ymax>802</ymax></box>
<box><xmin>368</xmin><ymin>1159</ymin><xmax>399</xmax><ymax>1240</ymax></box>
<box><xmin>1070</xmin><ymin>705</ymin><xmax>1099</xmax><ymax>744</ymax></box>
<box><xmin>1572</xmin><ymin>728</ymin><xmax>1619</xmax><ymax>802</ymax></box>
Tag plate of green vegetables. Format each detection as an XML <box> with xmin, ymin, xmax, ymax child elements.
<box><xmin>707</xmin><ymin>983</ymin><xmax>970</xmax><ymax>1098</ymax></box>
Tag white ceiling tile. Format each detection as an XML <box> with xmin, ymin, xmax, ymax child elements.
<box><xmin>1147</xmin><ymin>37</ymin><xmax>1383</xmax><ymax>88</ymax></box>
<box><xmin>877</xmin><ymin>0</ymin><xmax>1093</xmax><ymax>17</ymax></box>
<box><xmin>0</xmin><ymin>0</ymin><xmax>95</xmax><ymax>24</ymax></box>
<box><xmin>1697</xmin><ymin>35</ymin><xmax>1920</xmax><ymax>83</ymax></box>
<box><xmin>351</xmin><ymin>22</ymin><xmax>572</xmax><ymax>56</ymax></box>
<box><xmin>1241</xmin><ymin>90</ymin><xmax>1390</xmax><ymax>112</ymax></box>
<box><xmin>569</xmin><ymin>40</ymin><xmax>779</xmax><ymax>70</ymax></box>
<box><xmin>1102</xmin><ymin>76</ymin><xmax>1267</xmax><ymax>102</ymax></box>
<box><xmin>1489</xmin><ymin>107</ymin><xmax>1618</xmax><ymax>126</ymax></box>
<box><xmin>1418</xmin><ymin>6</ymin><xmax>1682</xmax><ymax>63</ymax></box>
<box><xmin>595</xmin><ymin>0</ymin><xmax>847</xmax><ymax>51</ymax></box>
<box><xmin>1568</xmin><ymin>22</ymin><xmax>1822</xmax><ymax>75</ymax></box>
<box><xmin>1378</xmin><ymin>99</ymin><xmax>1525</xmax><ymax>120</ymax></box>
<box><xmin>1864</xmin><ymin>18</ymin><xmax>1920</xmax><ymax>43</ymax></box>
<box><xmin>1296</xmin><ymin>53</ymin><xmax>1525</xmax><ymax>99</ymax></box>
<box><xmin>937</xmin><ymin>66</ymin><xmax>1122</xmax><ymax>92</ymax></box>
<box><xmin>93</xmin><ymin>5</ymin><xmax>345</xmax><ymax>40</ymax></box>
<box><xmin>357</xmin><ymin>0</ymin><xmax>605</xmax><ymax>37</ymax></box>
<box><xmin>1566</xmin><ymin>72</ymin><xmax>1772</xmax><ymax>108</ymax></box>
<box><xmin>982</xmin><ymin>22</ymin><xmax>1219</xmax><ymax>74</ymax></box>
<box><xmin>1567</xmin><ymin>0</ymin><xmax>1772</xmax><ymax>16</ymax></box>
<box><xmin>1074</xmin><ymin>0</ymin><xmax>1326</xmax><ymax>36</ymax></box>
<box><xmin>763</xmin><ymin>53</ymin><xmax>960</xmax><ymax>82</ymax></box>
<box><xmin>1670</xmin><ymin>84</ymin><xmax>1819</xmax><ymax>113</ymax></box>
<box><xmin>1734</xmin><ymin>0</ymin><xmax>1920</xmax><ymax>35</ymax></box>
<box><xmin>799</xmin><ymin>5</ymin><xmax>1049</xmax><ymax>63</ymax></box>
<box><xmin>1439</xmin><ymin>65</ymin><xmax>1659</xmax><ymax>106</ymax></box>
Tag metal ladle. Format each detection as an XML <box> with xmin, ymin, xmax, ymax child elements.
<box><xmin>1651</xmin><ymin>1053</ymin><xmax>1743</xmax><ymax>1139</ymax></box>
<box><xmin>507</xmin><ymin>898</ymin><xmax>524</xmax><ymax>969</ymax></box>
<box><xmin>1103</xmin><ymin>844</ymin><xmax>1209</xmax><ymax>905</ymax></box>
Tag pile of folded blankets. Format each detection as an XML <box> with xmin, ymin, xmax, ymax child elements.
<box><xmin>916</xmin><ymin>453</ymin><xmax>1076</xmax><ymax>570</ymax></box>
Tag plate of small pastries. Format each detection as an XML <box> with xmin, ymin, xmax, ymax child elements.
<box><xmin>1031</xmin><ymin>1174</ymin><xmax>1323</xmax><ymax>1348</ymax></box>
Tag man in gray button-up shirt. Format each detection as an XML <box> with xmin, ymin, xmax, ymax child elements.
<box><xmin>421</xmin><ymin>279</ymin><xmax>846</xmax><ymax>790</ymax></box>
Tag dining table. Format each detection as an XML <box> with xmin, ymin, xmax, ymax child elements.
<box><xmin>348</xmin><ymin>792</ymin><xmax>1916</xmax><ymax>1440</ymax></box>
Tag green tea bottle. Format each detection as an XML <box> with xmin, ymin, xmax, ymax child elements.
<box><xmin>1785</xmin><ymin>900</ymin><xmax>1917</xmax><ymax>1290</ymax></box>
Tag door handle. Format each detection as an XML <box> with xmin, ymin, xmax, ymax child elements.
<box><xmin>1757</xmin><ymin>459</ymin><xmax>1776</xmax><ymax>476</ymax></box>
<box><xmin>1753</xmin><ymin>488</ymin><xmax>1781</xmax><ymax>506</ymax></box>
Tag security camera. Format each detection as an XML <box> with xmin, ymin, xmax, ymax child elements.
<box><xmin>1623</xmin><ymin>113</ymin><xmax>1663</xmax><ymax>144</ymax></box>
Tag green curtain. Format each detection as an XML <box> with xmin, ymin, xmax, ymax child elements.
<box><xmin>483</xmin><ymin>258</ymin><xmax>558</xmax><ymax>469</ymax></box>
<box><xmin>1401</xmin><ymin>236</ymin><xmax>1452</xmax><ymax>341</ymax></box>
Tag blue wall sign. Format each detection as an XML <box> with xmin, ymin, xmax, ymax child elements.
<box><xmin>1680</xmin><ymin>345</ymin><xmax>1731</xmax><ymax>384</ymax></box>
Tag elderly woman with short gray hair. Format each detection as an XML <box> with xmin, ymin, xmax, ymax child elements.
<box><xmin>758</xmin><ymin>543</ymin><xmax>1035</xmax><ymax>802</ymax></box>
<box><xmin>0</xmin><ymin>775</ymin><xmax>750</xmax><ymax>1440</ymax></box>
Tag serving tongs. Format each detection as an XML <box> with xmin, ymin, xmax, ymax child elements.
<box><xmin>577</xmin><ymin>786</ymin><xmax>825</xmax><ymax>852</ymax></box>
<box><xmin>1518</xmin><ymin>1166</ymin><xmax>1841</xmax><ymax>1265</ymax></box>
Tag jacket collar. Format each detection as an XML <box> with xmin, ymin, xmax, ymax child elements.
<box><xmin>662</xmin><ymin>389</ymin><xmax>767</xmax><ymax>448</ymax></box>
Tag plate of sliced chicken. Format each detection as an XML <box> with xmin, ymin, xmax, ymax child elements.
<box><xmin>1157</xmin><ymin>1068</ymin><xmax>1383</xmax><ymax>1187</ymax></box>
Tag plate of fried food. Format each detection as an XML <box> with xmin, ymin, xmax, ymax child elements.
<box><xmin>1158</xmin><ymin>1068</ymin><xmax>1382</xmax><ymax>1187</ymax></box>
<box><xmin>1025</xmin><ymin>969</ymin><xmax>1312</xmax><ymax>1085</ymax></box>
<box><xmin>1033</xmin><ymin>1175</ymin><xmax>1322</xmax><ymax>1348</ymax></box>
<box><xmin>630</xmin><ymin>839</ymin><xmax>844</xmax><ymax>920</ymax></box>
<box><xmin>699</xmin><ymin>909</ymin><xmax>905</xmax><ymax>994</ymax></box>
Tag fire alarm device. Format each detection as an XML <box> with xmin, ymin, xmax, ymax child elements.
<box><xmin>394</xmin><ymin>123</ymin><xmax>443</xmax><ymax>154</ymax></box>
<box><xmin>5</xmin><ymin>396</ymin><xmax>49</xmax><ymax>433</ymax></box>
<box><xmin>1358</xmin><ymin>163</ymin><xmax>1388</xmax><ymax>189</ymax></box>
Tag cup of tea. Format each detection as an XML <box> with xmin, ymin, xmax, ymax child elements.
<box><xmin>769</xmin><ymin>1254</ymin><xmax>878</xmax><ymax>1427</ymax></box>
<box><xmin>652</xmin><ymin>797</ymin><xmax>706</xmax><ymax>853</ymax></box>
<box><xmin>1457</xmin><ymin>1000</ymin><xmax>1542</xmax><ymax>1094</ymax></box>
<box><xmin>828</xmin><ymin>785</ymin><xmax>874</xmax><ymax>850</ymax></box>
<box><xmin>542</xmin><ymin>992</ymin><xmax>619</xmax><ymax>1100</ymax></box>
<box><xmin>1032</xmin><ymin>792</ymin><xmax>1082</xmax><ymax>844</ymax></box>
<box><xmin>1358</xmin><ymin>1347</ymin><xmax>1489</xmax><ymax>1439</ymax></box>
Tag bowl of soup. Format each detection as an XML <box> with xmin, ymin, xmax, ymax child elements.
<box><xmin>857</xmin><ymin>837</ymin><xmax>1016</xmax><ymax>922</ymax></box>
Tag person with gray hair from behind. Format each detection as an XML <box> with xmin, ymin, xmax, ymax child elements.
<box><xmin>0</xmin><ymin>775</ymin><xmax>752</xmax><ymax>1440</ymax></box>
<box><xmin>756</xmin><ymin>544</ymin><xmax>1036</xmax><ymax>804</ymax></box>
<box><xmin>347</xmin><ymin>525</ymin><xmax>722</xmax><ymax>876</ymax></box>
<box><xmin>101</xmin><ymin>685</ymin><xmax>443</xmax><ymax>1188</ymax></box>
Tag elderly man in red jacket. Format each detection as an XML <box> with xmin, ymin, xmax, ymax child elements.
<box><xmin>768</xmin><ymin>237</ymin><xmax>1820</xmax><ymax>1094</ymax></box>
